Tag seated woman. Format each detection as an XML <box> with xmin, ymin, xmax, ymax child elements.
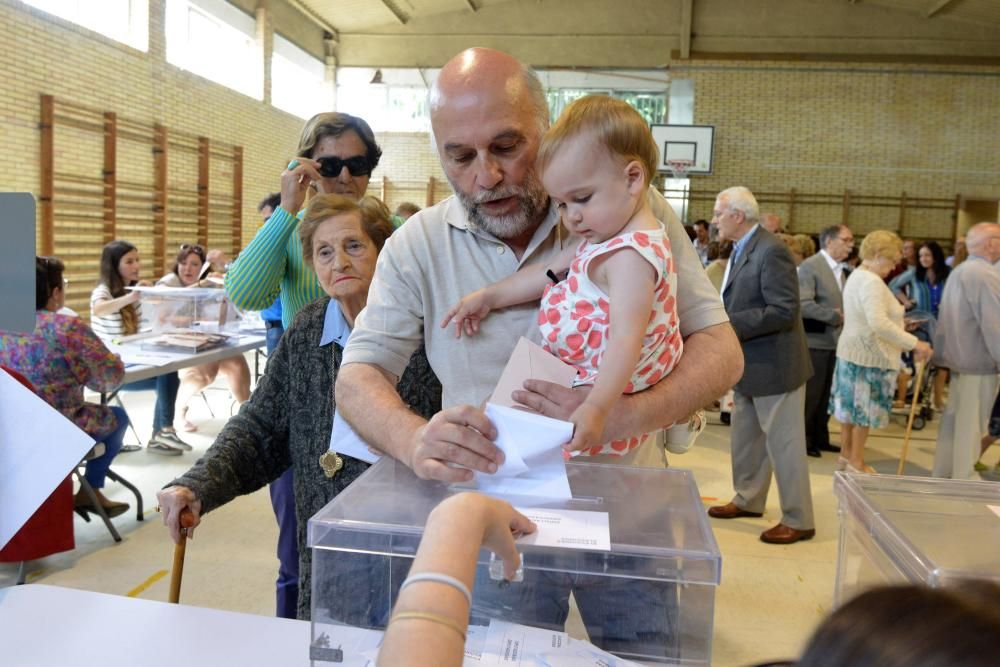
<box><xmin>157</xmin><ymin>244</ymin><xmax>251</xmax><ymax>432</ymax></box>
<box><xmin>157</xmin><ymin>194</ymin><xmax>441</xmax><ymax>619</ymax></box>
<box><xmin>0</xmin><ymin>257</ymin><xmax>130</xmax><ymax>517</ymax></box>
<box><xmin>91</xmin><ymin>240</ymin><xmax>189</xmax><ymax>455</ymax></box>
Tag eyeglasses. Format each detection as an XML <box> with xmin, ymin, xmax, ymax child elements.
<box><xmin>179</xmin><ymin>243</ymin><xmax>206</xmax><ymax>258</ymax></box>
<box><xmin>317</xmin><ymin>155</ymin><xmax>372</xmax><ymax>178</ymax></box>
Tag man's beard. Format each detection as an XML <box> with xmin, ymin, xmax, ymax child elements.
<box><xmin>449</xmin><ymin>172</ymin><xmax>549</xmax><ymax>240</ymax></box>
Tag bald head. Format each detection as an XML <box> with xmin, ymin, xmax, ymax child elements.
<box><xmin>966</xmin><ymin>222</ymin><xmax>1000</xmax><ymax>263</ymax></box>
<box><xmin>430</xmin><ymin>48</ymin><xmax>547</xmax><ymax>138</ymax></box>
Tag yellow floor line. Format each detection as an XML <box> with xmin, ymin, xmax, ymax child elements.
<box><xmin>127</xmin><ymin>569</ymin><xmax>168</xmax><ymax>597</ymax></box>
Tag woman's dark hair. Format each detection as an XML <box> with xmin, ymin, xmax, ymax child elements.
<box><xmin>915</xmin><ymin>241</ymin><xmax>949</xmax><ymax>284</ymax></box>
<box><xmin>36</xmin><ymin>256</ymin><xmax>64</xmax><ymax>310</ymax></box>
<box><xmin>99</xmin><ymin>240</ymin><xmax>138</xmax><ymax>297</ymax></box>
<box><xmin>796</xmin><ymin>583</ymin><xmax>1000</xmax><ymax>667</ymax></box>
<box><xmin>172</xmin><ymin>244</ymin><xmax>206</xmax><ymax>281</ymax></box>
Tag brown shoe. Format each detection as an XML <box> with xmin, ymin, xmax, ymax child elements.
<box><xmin>760</xmin><ymin>523</ymin><xmax>816</xmax><ymax>544</ymax></box>
<box><xmin>707</xmin><ymin>502</ymin><xmax>764</xmax><ymax>519</ymax></box>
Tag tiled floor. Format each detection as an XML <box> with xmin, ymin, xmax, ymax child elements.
<box><xmin>2</xmin><ymin>369</ymin><xmax>989</xmax><ymax>666</ymax></box>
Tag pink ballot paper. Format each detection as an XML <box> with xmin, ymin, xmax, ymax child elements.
<box><xmin>488</xmin><ymin>337</ymin><xmax>579</xmax><ymax>411</ymax></box>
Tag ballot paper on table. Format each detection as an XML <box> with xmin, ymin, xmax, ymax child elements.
<box><xmin>514</xmin><ymin>506</ymin><xmax>611</xmax><ymax>551</ymax></box>
<box><xmin>489</xmin><ymin>337</ymin><xmax>579</xmax><ymax>410</ymax></box>
<box><xmin>329</xmin><ymin>409</ymin><xmax>382</xmax><ymax>464</ymax></box>
<box><xmin>480</xmin><ymin>620</ymin><xmax>641</xmax><ymax>666</ymax></box>
<box><xmin>472</xmin><ymin>403</ymin><xmax>573</xmax><ymax>500</ymax></box>
<box><xmin>0</xmin><ymin>370</ymin><xmax>96</xmax><ymax>550</ymax></box>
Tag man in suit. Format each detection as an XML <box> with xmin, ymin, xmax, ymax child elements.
<box><xmin>799</xmin><ymin>224</ymin><xmax>854</xmax><ymax>457</ymax></box>
<box><xmin>708</xmin><ymin>187</ymin><xmax>816</xmax><ymax>544</ymax></box>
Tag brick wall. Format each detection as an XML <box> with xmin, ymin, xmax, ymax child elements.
<box><xmin>678</xmin><ymin>60</ymin><xmax>1000</xmax><ymax>238</ymax></box>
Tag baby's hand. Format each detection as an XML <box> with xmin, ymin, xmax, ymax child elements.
<box><xmin>565</xmin><ymin>403</ymin><xmax>607</xmax><ymax>453</ymax></box>
<box><xmin>440</xmin><ymin>288</ymin><xmax>493</xmax><ymax>338</ymax></box>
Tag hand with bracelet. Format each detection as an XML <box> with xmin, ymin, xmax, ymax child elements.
<box><xmin>378</xmin><ymin>493</ymin><xmax>536</xmax><ymax>666</ymax></box>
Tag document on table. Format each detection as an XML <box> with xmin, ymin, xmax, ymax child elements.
<box><xmin>115</xmin><ymin>348</ymin><xmax>186</xmax><ymax>367</ymax></box>
<box><xmin>0</xmin><ymin>370</ymin><xmax>96</xmax><ymax>549</ymax></box>
<box><xmin>471</xmin><ymin>403</ymin><xmax>573</xmax><ymax>500</ymax></box>
<box><xmin>480</xmin><ymin>620</ymin><xmax>641</xmax><ymax>666</ymax></box>
<box><xmin>329</xmin><ymin>410</ymin><xmax>382</xmax><ymax>464</ymax></box>
<box><xmin>514</xmin><ymin>507</ymin><xmax>611</xmax><ymax>551</ymax></box>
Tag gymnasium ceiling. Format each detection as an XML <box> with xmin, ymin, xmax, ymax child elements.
<box><xmin>276</xmin><ymin>0</ymin><xmax>1000</xmax><ymax>66</ymax></box>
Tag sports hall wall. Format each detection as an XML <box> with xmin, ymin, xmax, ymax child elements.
<box><xmin>678</xmin><ymin>59</ymin><xmax>1000</xmax><ymax>237</ymax></box>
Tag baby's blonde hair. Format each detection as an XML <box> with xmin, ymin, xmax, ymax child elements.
<box><xmin>537</xmin><ymin>95</ymin><xmax>658</xmax><ymax>188</ymax></box>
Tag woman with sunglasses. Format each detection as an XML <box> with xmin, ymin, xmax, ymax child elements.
<box><xmin>91</xmin><ymin>240</ymin><xmax>189</xmax><ymax>455</ymax></box>
<box><xmin>158</xmin><ymin>244</ymin><xmax>251</xmax><ymax>432</ymax></box>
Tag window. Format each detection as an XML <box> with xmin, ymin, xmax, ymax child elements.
<box><xmin>23</xmin><ymin>0</ymin><xmax>148</xmax><ymax>51</ymax></box>
<box><xmin>336</xmin><ymin>68</ymin><xmax>429</xmax><ymax>132</ymax></box>
<box><xmin>547</xmin><ymin>89</ymin><xmax>668</xmax><ymax>126</ymax></box>
<box><xmin>271</xmin><ymin>34</ymin><xmax>332</xmax><ymax>119</ymax></box>
<box><xmin>165</xmin><ymin>0</ymin><xmax>262</xmax><ymax>100</ymax></box>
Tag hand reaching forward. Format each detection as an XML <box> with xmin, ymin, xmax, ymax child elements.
<box><xmin>565</xmin><ymin>402</ymin><xmax>608</xmax><ymax>454</ymax></box>
<box><xmin>440</xmin><ymin>288</ymin><xmax>493</xmax><ymax>338</ymax></box>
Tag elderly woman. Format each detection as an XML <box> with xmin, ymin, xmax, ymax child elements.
<box><xmin>1</xmin><ymin>257</ymin><xmax>129</xmax><ymax>517</ymax></box>
<box><xmin>157</xmin><ymin>243</ymin><xmax>251</xmax><ymax>432</ymax></box>
<box><xmin>157</xmin><ymin>194</ymin><xmax>441</xmax><ymax>620</ymax></box>
<box><xmin>830</xmin><ymin>231</ymin><xmax>932</xmax><ymax>473</ymax></box>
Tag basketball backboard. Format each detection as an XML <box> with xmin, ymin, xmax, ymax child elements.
<box><xmin>650</xmin><ymin>124</ymin><xmax>715</xmax><ymax>175</ymax></box>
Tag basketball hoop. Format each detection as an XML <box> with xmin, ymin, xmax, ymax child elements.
<box><xmin>665</xmin><ymin>159</ymin><xmax>694</xmax><ymax>179</ymax></box>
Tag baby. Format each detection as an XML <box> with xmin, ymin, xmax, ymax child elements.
<box><xmin>442</xmin><ymin>95</ymin><xmax>686</xmax><ymax>457</ymax></box>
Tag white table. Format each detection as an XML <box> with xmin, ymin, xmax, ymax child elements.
<box><xmin>112</xmin><ymin>332</ymin><xmax>267</xmax><ymax>385</ymax></box>
<box><xmin>0</xmin><ymin>585</ymin><xmax>312</xmax><ymax>666</ymax></box>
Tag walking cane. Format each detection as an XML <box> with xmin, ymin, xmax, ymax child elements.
<box><xmin>168</xmin><ymin>508</ymin><xmax>196</xmax><ymax>604</ymax></box>
<box><xmin>897</xmin><ymin>361</ymin><xmax>926</xmax><ymax>476</ymax></box>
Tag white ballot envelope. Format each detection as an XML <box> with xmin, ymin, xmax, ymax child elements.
<box><xmin>472</xmin><ymin>403</ymin><xmax>573</xmax><ymax>499</ymax></box>
<box><xmin>0</xmin><ymin>370</ymin><xmax>96</xmax><ymax>549</ymax></box>
<box><xmin>489</xmin><ymin>337</ymin><xmax>578</xmax><ymax>411</ymax></box>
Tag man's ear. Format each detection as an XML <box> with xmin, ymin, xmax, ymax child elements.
<box><xmin>624</xmin><ymin>160</ymin><xmax>646</xmax><ymax>194</ymax></box>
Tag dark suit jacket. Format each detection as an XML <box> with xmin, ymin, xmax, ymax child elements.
<box><xmin>798</xmin><ymin>251</ymin><xmax>845</xmax><ymax>351</ymax></box>
<box><xmin>723</xmin><ymin>228</ymin><xmax>813</xmax><ymax>396</ymax></box>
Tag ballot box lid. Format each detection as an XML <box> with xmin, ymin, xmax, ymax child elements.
<box><xmin>834</xmin><ymin>471</ymin><xmax>1000</xmax><ymax>586</ymax></box>
<box><xmin>309</xmin><ymin>457</ymin><xmax>722</xmax><ymax>587</ymax></box>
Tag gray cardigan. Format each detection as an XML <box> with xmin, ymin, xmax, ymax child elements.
<box><xmin>170</xmin><ymin>297</ymin><xmax>441</xmax><ymax>619</ymax></box>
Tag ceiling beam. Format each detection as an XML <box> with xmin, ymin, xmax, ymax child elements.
<box><xmin>926</xmin><ymin>0</ymin><xmax>958</xmax><ymax>19</ymax></box>
<box><xmin>680</xmin><ymin>0</ymin><xmax>693</xmax><ymax>59</ymax></box>
<box><xmin>380</xmin><ymin>0</ymin><xmax>408</xmax><ymax>25</ymax></box>
<box><xmin>464</xmin><ymin>0</ymin><xmax>479</xmax><ymax>11</ymax></box>
<box><xmin>284</xmin><ymin>0</ymin><xmax>339</xmax><ymax>40</ymax></box>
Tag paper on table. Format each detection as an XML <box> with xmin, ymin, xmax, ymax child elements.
<box><xmin>471</xmin><ymin>403</ymin><xmax>572</xmax><ymax>500</ymax></box>
<box><xmin>514</xmin><ymin>507</ymin><xmax>611</xmax><ymax>551</ymax></box>
<box><xmin>489</xmin><ymin>337</ymin><xmax>578</xmax><ymax>411</ymax></box>
<box><xmin>114</xmin><ymin>348</ymin><xmax>186</xmax><ymax>367</ymax></box>
<box><xmin>0</xmin><ymin>370</ymin><xmax>96</xmax><ymax>550</ymax></box>
<box><xmin>480</xmin><ymin>619</ymin><xmax>569</xmax><ymax>665</ymax></box>
<box><xmin>329</xmin><ymin>410</ymin><xmax>382</xmax><ymax>464</ymax></box>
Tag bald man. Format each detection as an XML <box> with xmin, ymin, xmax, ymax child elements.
<box><xmin>760</xmin><ymin>213</ymin><xmax>783</xmax><ymax>234</ymax></box>
<box><xmin>338</xmin><ymin>48</ymin><xmax>740</xmax><ymax>478</ymax></box>
<box><xmin>931</xmin><ymin>222</ymin><xmax>1000</xmax><ymax>480</ymax></box>
<box><xmin>336</xmin><ymin>48</ymin><xmax>742</xmax><ymax>656</ymax></box>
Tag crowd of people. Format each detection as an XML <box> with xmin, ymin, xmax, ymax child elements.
<box><xmin>2</xmin><ymin>44</ymin><xmax>998</xmax><ymax>667</ymax></box>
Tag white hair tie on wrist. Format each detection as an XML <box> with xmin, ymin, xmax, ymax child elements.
<box><xmin>400</xmin><ymin>572</ymin><xmax>472</xmax><ymax>607</ymax></box>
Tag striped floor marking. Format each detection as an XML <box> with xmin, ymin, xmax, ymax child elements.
<box><xmin>127</xmin><ymin>569</ymin><xmax>168</xmax><ymax>597</ymax></box>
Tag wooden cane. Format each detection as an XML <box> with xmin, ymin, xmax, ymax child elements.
<box><xmin>897</xmin><ymin>361</ymin><xmax>926</xmax><ymax>476</ymax></box>
<box><xmin>168</xmin><ymin>508</ymin><xmax>197</xmax><ymax>604</ymax></box>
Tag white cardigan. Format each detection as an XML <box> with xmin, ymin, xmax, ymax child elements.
<box><xmin>836</xmin><ymin>268</ymin><xmax>918</xmax><ymax>370</ymax></box>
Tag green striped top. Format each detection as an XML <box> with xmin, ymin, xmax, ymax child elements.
<box><xmin>225</xmin><ymin>206</ymin><xmax>323</xmax><ymax>328</ymax></box>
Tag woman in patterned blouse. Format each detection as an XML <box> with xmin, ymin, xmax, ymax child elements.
<box><xmin>0</xmin><ymin>257</ymin><xmax>130</xmax><ymax>518</ymax></box>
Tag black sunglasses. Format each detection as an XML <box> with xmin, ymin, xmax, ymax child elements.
<box><xmin>317</xmin><ymin>155</ymin><xmax>372</xmax><ymax>178</ymax></box>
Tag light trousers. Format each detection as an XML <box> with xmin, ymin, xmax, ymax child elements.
<box><xmin>933</xmin><ymin>372</ymin><xmax>999</xmax><ymax>480</ymax></box>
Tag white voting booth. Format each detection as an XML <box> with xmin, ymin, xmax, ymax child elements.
<box><xmin>309</xmin><ymin>457</ymin><xmax>722</xmax><ymax>666</ymax></box>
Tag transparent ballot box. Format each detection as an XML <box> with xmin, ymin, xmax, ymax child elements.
<box><xmin>309</xmin><ymin>457</ymin><xmax>722</xmax><ymax>665</ymax></box>
<box><xmin>833</xmin><ymin>471</ymin><xmax>1000</xmax><ymax>605</ymax></box>
<box><xmin>131</xmin><ymin>286</ymin><xmax>242</xmax><ymax>334</ymax></box>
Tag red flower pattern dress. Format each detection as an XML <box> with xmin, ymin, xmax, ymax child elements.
<box><xmin>538</xmin><ymin>229</ymin><xmax>683</xmax><ymax>456</ymax></box>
